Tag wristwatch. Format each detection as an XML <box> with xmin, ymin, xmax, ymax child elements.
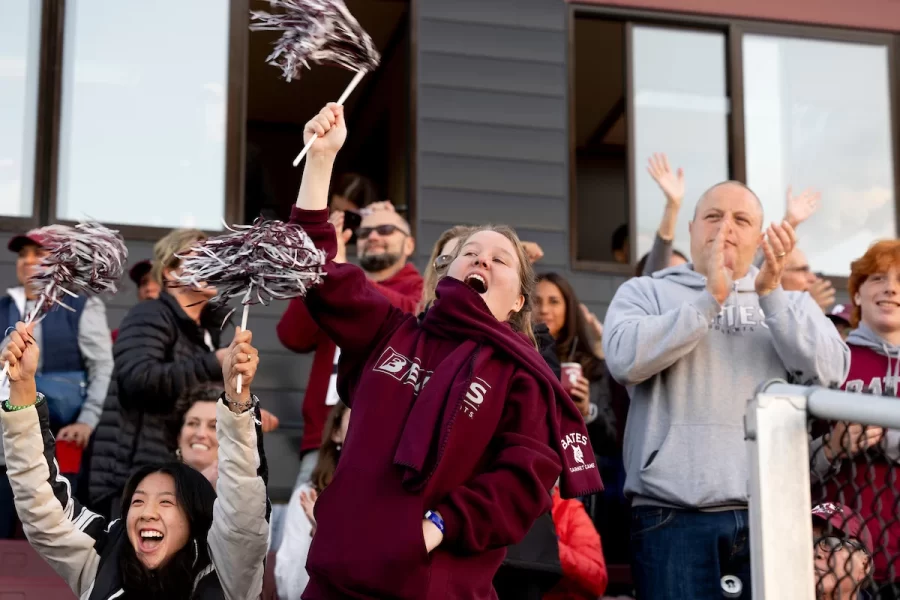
<box><xmin>222</xmin><ymin>392</ymin><xmax>257</xmax><ymax>413</ymax></box>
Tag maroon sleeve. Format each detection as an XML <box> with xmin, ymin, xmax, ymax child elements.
<box><xmin>290</xmin><ymin>206</ymin><xmax>405</xmax><ymax>357</ymax></box>
<box><xmin>276</xmin><ymin>297</ymin><xmax>322</xmax><ymax>353</ymax></box>
<box><xmin>372</xmin><ymin>279</ymin><xmax>423</xmax><ymax>315</ymax></box>
<box><xmin>434</xmin><ymin>372</ymin><xmax>562</xmax><ymax>553</ymax></box>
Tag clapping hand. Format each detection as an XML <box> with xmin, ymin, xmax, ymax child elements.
<box><xmin>647</xmin><ymin>153</ymin><xmax>685</xmax><ymax>207</ymax></box>
<box><xmin>784</xmin><ymin>186</ymin><xmax>821</xmax><ymax>228</ymax></box>
<box><xmin>809</xmin><ymin>277</ymin><xmax>836</xmax><ymax>312</ymax></box>
<box><xmin>755</xmin><ymin>221</ymin><xmax>797</xmax><ymax>297</ymax></box>
<box><xmin>580</xmin><ymin>304</ymin><xmax>604</xmax><ymax>358</ymax></box>
<box><xmin>706</xmin><ymin>226</ymin><xmax>734</xmax><ymax>305</ymax></box>
<box><xmin>522</xmin><ymin>241</ymin><xmax>545</xmax><ymax>264</ymax></box>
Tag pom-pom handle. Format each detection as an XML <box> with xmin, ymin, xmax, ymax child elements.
<box><xmin>235</xmin><ymin>290</ymin><xmax>252</xmax><ymax>395</ymax></box>
<box><xmin>293</xmin><ymin>69</ymin><xmax>366</xmax><ymax>167</ymax></box>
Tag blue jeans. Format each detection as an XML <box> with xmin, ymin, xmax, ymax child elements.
<box><xmin>631</xmin><ymin>506</ymin><xmax>752</xmax><ymax>600</ymax></box>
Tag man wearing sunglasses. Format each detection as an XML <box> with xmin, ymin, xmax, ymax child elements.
<box><xmin>812</xmin><ymin>503</ymin><xmax>874</xmax><ymax>600</ymax></box>
<box><xmin>276</xmin><ymin>201</ymin><xmax>423</xmax><ymax>490</ymax></box>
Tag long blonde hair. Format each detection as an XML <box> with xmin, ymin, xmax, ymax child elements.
<box><xmin>420</xmin><ymin>225</ymin><xmax>475</xmax><ymax>311</ymax></box>
<box><xmin>448</xmin><ymin>225</ymin><xmax>537</xmax><ymax>347</ymax></box>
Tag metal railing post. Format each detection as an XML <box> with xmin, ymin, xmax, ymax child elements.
<box><xmin>746</xmin><ymin>387</ymin><xmax>816</xmax><ymax>600</ymax></box>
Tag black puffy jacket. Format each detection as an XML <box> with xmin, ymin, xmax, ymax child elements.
<box><xmin>86</xmin><ymin>292</ymin><xmax>231</xmax><ymax>513</ymax></box>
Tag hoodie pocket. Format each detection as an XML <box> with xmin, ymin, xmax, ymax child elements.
<box><xmin>639</xmin><ymin>424</ymin><xmax>748</xmax><ymax>507</ymax></box>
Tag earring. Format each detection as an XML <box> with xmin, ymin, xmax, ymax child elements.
<box><xmin>336</xmin><ymin>444</ymin><xmax>342</xmax><ymax>452</ymax></box>
<box><xmin>192</xmin><ymin>538</ymin><xmax>199</xmax><ymax>568</ymax></box>
<box><xmin>175</xmin><ymin>448</ymin><xmax>182</xmax><ymax>461</ymax></box>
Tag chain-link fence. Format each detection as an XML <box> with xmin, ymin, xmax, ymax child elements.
<box><xmin>809</xmin><ymin>385</ymin><xmax>900</xmax><ymax>600</ymax></box>
<box><xmin>747</xmin><ymin>382</ymin><xmax>900</xmax><ymax>600</ymax></box>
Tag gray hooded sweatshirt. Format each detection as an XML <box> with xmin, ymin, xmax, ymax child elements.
<box><xmin>603</xmin><ymin>263</ymin><xmax>850</xmax><ymax>509</ymax></box>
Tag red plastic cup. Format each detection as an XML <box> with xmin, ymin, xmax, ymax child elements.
<box><xmin>560</xmin><ymin>362</ymin><xmax>583</xmax><ymax>394</ymax></box>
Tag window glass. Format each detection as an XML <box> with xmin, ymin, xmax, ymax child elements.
<box><xmin>0</xmin><ymin>0</ymin><xmax>42</xmax><ymax>217</ymax></box>
<box><xmin>56</xmin><ymin>0</ymin><xmax>230</xmax><ymax>229</ymax></box>
<box><xmin>632</xmin><ymin>26</ymin><xmax>730</xmax><ymax>260</ymax></box>
<box><xmin>744</xmin><ymin>35</ymin><xmax>894</xmax><ymax>276</ymax></box>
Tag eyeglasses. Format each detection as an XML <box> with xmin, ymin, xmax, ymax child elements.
<box><xmin>356</xmin><ymin>224</ymin><xmax>409</xmax><ymax>239</ymax></box>
<box><xmin>433</xmin><ymin>254</ymin><xmax>453</xmax><ymax>272</ymax></box>
<box><xmin>814</xmin><ymin>536</ymin><xmax>869</xmax><ymax>557</ymax></box>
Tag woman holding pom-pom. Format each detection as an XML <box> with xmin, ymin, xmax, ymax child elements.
<box><xmin>1</xmin><ymin>321</ymin><xmax>270</xmax><ymax>600</ymax></box>
<box><xmin>291</xmin><ymin>103</ymin><xmax>602</xmax><ymax>599</ymax></box>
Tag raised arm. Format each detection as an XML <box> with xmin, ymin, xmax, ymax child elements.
<box><xmin>605</xmin><ymin>226</ymin><xmax>732</xmax><ymax>386</ymax></box>
<box><xmin>207</xmin><ymin>328</ymin><xmax>270</xmax><ymax>600</ymax></box>
<box><xmin>755</xmin><ymin>221</ymin><xmax>849</xmax><ymax>386</ymax></box>
<box><xmin>643</xmin><ymin>153</ymin><xmax>684</xmax><ymax>275</ymax></box>
<box><xmin>289</xmin><ymin>104</ymin><xmax>408</xmax><ymax>355</ymax></box>
<box><xmin>602</xmin><ymin>277</ymin><xmax>719</xmax><ymax>386</ymax></box>
<box><xmin>1</xmin><ymin>322</ymin><xmax>109</xmax><ymax>598</ymax></box>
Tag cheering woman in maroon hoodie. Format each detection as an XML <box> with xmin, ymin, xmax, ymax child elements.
<box><xmin>290</xmin><ymin>104</ymin><xmax>602</xmax><ymax>599</ymax></box>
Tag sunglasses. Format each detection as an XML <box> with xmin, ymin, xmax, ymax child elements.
<box><xmin>433</xmin><ymin>254</ymin><xmax>454</xmax><ymax>272</ymax></box>
<box><xmin>356</xmin><ymin>224</ymin><xmax>409</xmax><ymax>239</ymax></box>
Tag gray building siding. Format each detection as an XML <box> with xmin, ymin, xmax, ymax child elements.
<box><xmin>415</xmin><ymin>0</ymin><xmax>626</xmax><ymax>318</ymax></box>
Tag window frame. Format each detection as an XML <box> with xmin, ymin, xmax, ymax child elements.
<box><xmin>568</xmin><ymin>3</ymin><xmax>900</xmax><ymax>279</ymax></box>
<box><xmin>0</xmin><ymin>0</ymin><xmax>250</xmax><ymax>240</ymax></box>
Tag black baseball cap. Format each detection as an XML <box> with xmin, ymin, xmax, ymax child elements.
<box><xmin>128</xmin><ymin>260</ymin><xmax>152</xmax><ymax>285</ymax></box>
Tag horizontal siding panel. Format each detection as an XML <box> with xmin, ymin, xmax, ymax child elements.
<box><xmin>419</xmin><ymin>86</ymin><xmax>565</xmax><ymax>130</ymax></box>
<box><xmin>419</xmin><ymin>19</ymin><xmax>565</xmax><ymax>64</ymax></box>
<box><xmin>420</xmin><ymin>52</ymin><xmax>565</xmax><ymax>97</ymax></box>
<box><xmin>420</xmin><ymin>1</ymin><xmax>565</xmax><ymax>31</ymax></box>
<box><xmin>419</xmin><ymin>119</ymin><xmax>566</xmax><ymax>163</ymax></box>
<box><xmin>419</xmin><ymin>154</ymin><xmax>566</xmax><ymax>198</ymax></box>
<box><xmin>418</xmin><ymin>188</ymin><xmax>567</xmax><ymax>232</ymax></box>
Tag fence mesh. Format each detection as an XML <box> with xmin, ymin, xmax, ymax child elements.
<box><xmin>809</xmin><ymin>387</ymin><xmax>900</xmax><ymax>600</ymax></box>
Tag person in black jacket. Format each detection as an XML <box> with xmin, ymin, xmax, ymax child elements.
<box><xmin>2</xmin><ymin>320</ymin><xmax>270</xmax><ymax>600</ymax></box>
<box><xmin>86</xmin><ymin>229</ymin><xmax>231</xmax><ymax>518</ymax></box>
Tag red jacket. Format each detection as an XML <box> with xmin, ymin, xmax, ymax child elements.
<box><xmin>545</xmin><ymin>489</ymin><xmax>608</xmax><ymax>600</ymax></box>
<box><xmin>276</xmin><ymin>261</ymin><xmax>422</xmax><ymax>452</ymax></box>
<box><xmin>816</xmin><ymin>327</ymin><xmax>900</xmax><ymax>583</ymax></box>
<box><xmin>292</xmin><ymin>207</ymin><xmax>601</xmax><ymax>600</ymax></box>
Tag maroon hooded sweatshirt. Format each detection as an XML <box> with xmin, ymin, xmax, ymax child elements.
<box><xmin>814</xmin><ymin>323</ymin><xmax>900</xmax><ymax>583</ymax></box>
<box><xmin>277</xmin><ymin>260</ymin><xmax>423</xmax><ymax>453</ymax></box>
<box><xmin>290</xmin><ymin>207</ymin><xmax>602</xmax><ymax>600</ymax></box>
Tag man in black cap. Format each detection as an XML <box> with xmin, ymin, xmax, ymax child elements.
<box><xmin>0</xmin><ymin>229</ymin><xmax>113</xmax><ymax>537</ymax></box>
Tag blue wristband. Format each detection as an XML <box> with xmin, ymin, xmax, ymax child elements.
<box><xmin>424</xmin><ymin>510</ymin><xmax>444</xmax><ymax>535</ymax></box>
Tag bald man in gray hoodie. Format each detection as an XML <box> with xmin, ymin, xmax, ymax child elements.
<box><xmin>603</xmin><ymin>181</ymin><xmax>849</xmax><ymax>600</ymax></box>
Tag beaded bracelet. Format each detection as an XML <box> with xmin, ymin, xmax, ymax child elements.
<box><xmin>2</xmin><ymin>393</ymin><xmax>44</xmax><ymax>412</ymax></box>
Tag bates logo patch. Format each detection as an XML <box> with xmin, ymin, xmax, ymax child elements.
<box><xmin>375</xmin><ymin>347</ymin><xmax>410</xmax><ymax>380</ymax></box>
<box><xmin>560</xmin><ymin>432</ymin><xmax>594</xmax><ymax>473</ymax></box>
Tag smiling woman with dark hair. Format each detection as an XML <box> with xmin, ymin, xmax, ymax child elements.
<box><xmin>1</xmin><ymin>321</ymin><xmax>270</xmax><ymax>600</ymax></box>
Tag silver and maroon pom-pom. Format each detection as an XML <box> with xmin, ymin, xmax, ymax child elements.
<box><xmin>173</xmin><ymin>218</ymin><xmax>326</xmax><ymax>307</ymax></box>
<box><xmin>29</xmin><ymin>222</ymin><xmax>128</xmax><ymax>314</ymax></box>
<box><xmin>250</xmin><ymin>0</ymin><xmax>380</xmax><ymax>82</ymax></box>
